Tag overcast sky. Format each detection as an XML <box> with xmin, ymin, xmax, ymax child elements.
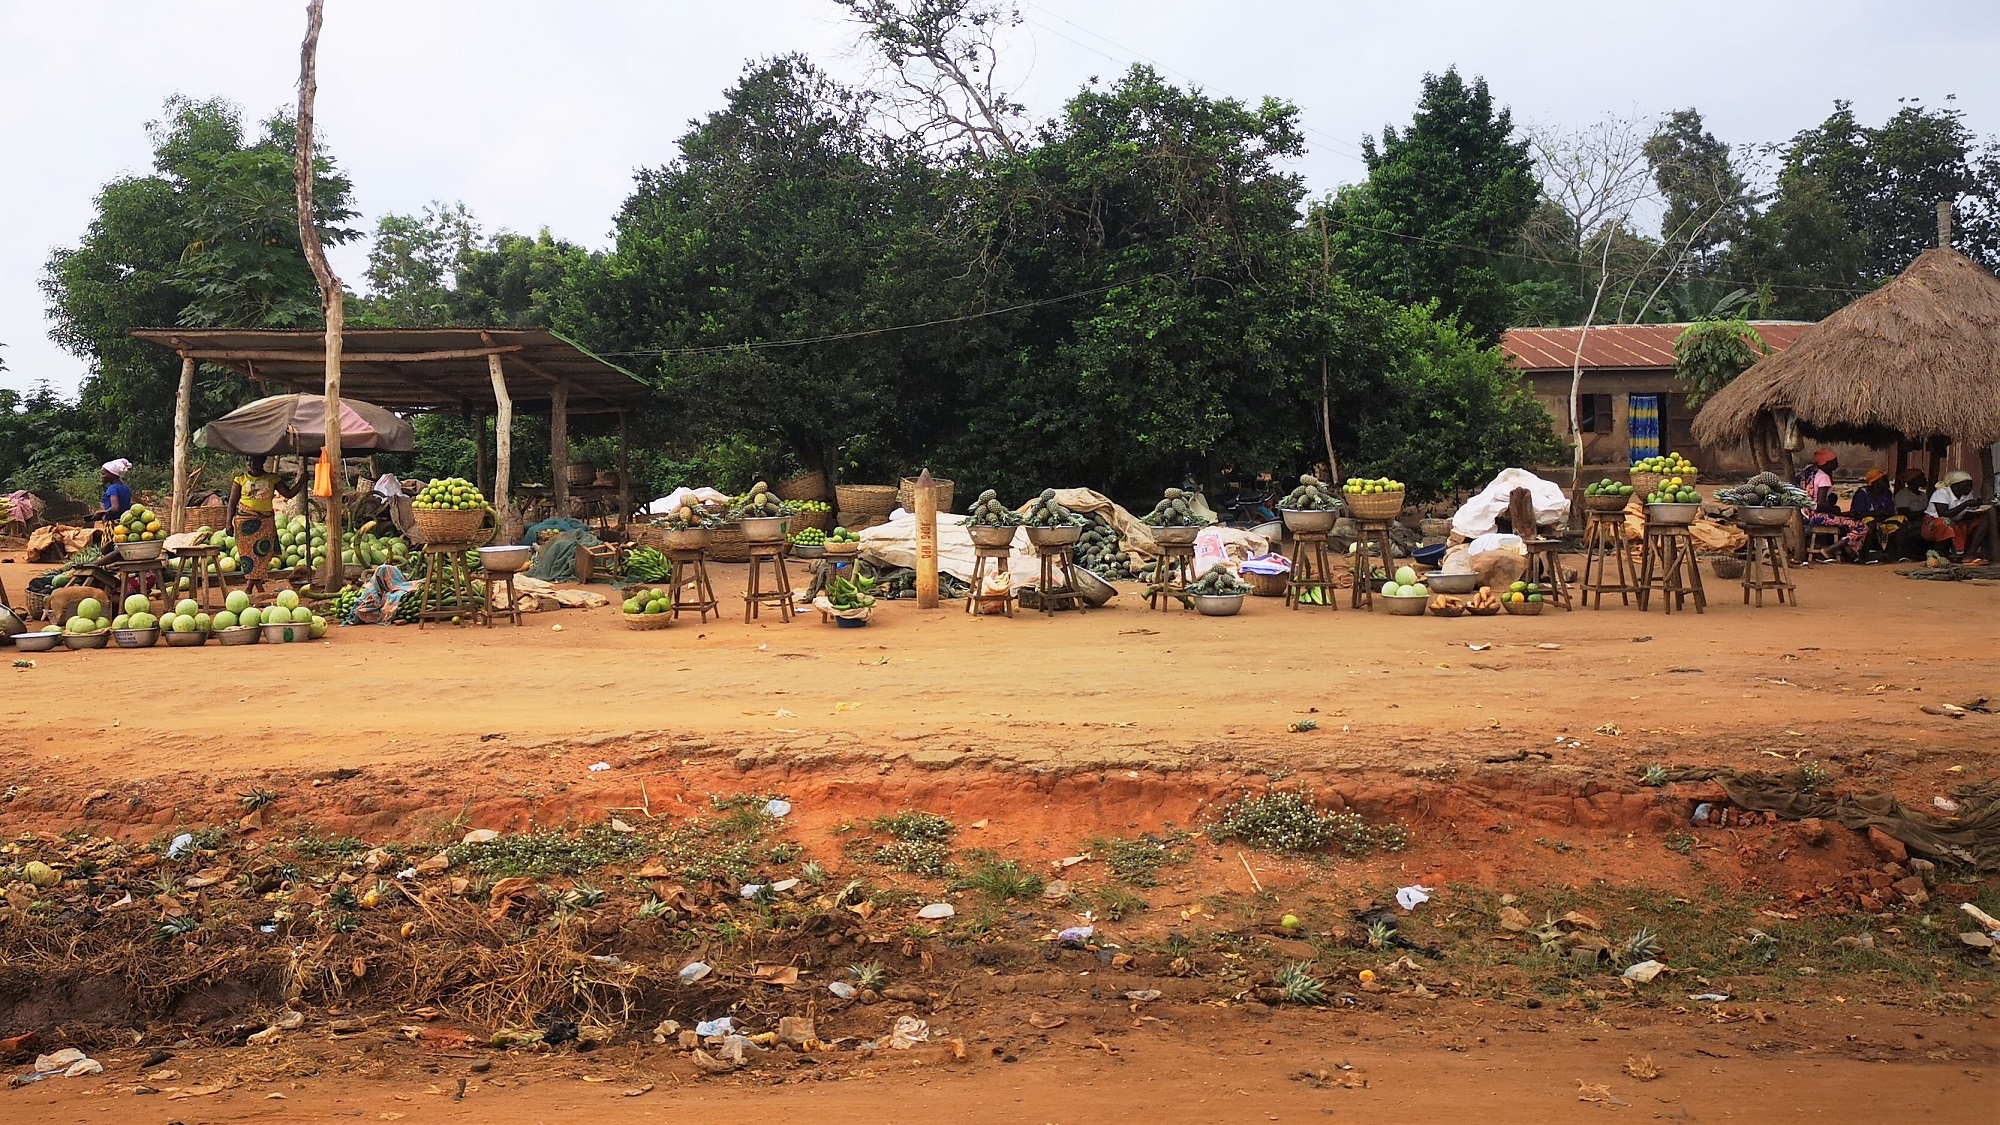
<box><xmin>3</xmin><ymin>1</ymin><xmax>1996</xmax><ymax>396</ymax></box>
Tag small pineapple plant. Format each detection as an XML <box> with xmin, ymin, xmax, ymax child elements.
<box><xmin>1274</xmin><ymin>962</ymin><xmax>1327</xmax><ymax>1005</ymax></box>
<box><xmin>848</xmin><ymin>962</ymin><xmax>888</xmax><ymax>992</ymax></box>
<box><xmin>1620</xmin><ymin>926</ymin><xmax>1661</xmax><ymax>962</ymax></box>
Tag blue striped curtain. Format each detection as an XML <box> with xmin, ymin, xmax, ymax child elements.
<box><xmin>1628</xmin><ymin>395</ymin><xmax>1661</xmax><ymax>462</ymax></box>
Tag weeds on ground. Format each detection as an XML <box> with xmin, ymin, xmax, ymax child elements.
<box><xmin>1093</xmin><ymin>830</ymin><xmax>1194</xmax><ymax>887</ymax></box>
<box><xmin>1210</xmin><ymin>791</ymin><xmax>1407</xmax><ymax>856</ymax></box>
<box><xmin>954</xmin><ymin>851</ymin><xmax>1044</xmax><ymax>901</ymax></box>
<box><xmin>864</xmin><ymin>810</ymin><xmax>956</xmax><ymax>876</ymax></box>
<box><xmin>1094</xmin><ymin>886</ymin><xmax>1150</xmax><ymax>920</ymax></box>
<box><xmin>445</xmin><ymin>825</ymin><xmax>648</xmax><ymax>878</ymax></box>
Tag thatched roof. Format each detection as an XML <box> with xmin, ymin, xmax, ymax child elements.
<box><xmin>1692</xmin><ymin>247</ymin><xmax>2000</xmax><ymax>450</ymax></box>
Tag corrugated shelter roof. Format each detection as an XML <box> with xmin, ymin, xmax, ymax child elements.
<box><xmin>128</xmin><ymin>327</ymin><xmax>650</xmax><ymax>414</ymax></box>
<box><xmin>1503</xmin><ymin>321</ymin><xmax>1813</xmax><ymax>372</ymax></box>
<box><xmin>1693</xmin><ymin>248</ymin><xmax>2000</xmax><ymax>450</ymax></box>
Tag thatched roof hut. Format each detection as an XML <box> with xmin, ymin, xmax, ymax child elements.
<box><xmin>1692</xmin><ymin>247</ymin><xmax>2000</xmax><ymax>458</ymax></box>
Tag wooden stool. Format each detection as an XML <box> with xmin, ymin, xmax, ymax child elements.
<box><xmin>1637</xmin><ymin>525</ymin><xmax>1706</xmax><ymax>615</ymax></box>
<box><xmin>1349</xmin><ymin>519</ymin><xmax>1396</xmax><ymax>608</ymax></box>
<box><xmin>107</xmin><ymin>559</ymin><xmax>168</xmax><ymax>603</ymax></box>
<box><xmin>169</xmin><ymin>545</ymin><xmax>227</xmax><ymax>610</ymax></box>
<box><xmin>1030</xmin><ymin>544</ymin><xmax>1086</xmax><ymax>616</ymax></box>
<box><xmin>668</xmin><ymin>549</ymin><xmax>720</xmax><ymax>622</ymax></box>
<box><xmin>966</xmin><ymin>545</ymin><xmax>1014</xmax><ymax>617</ymax></box>
<box><xmin>744</xmin><ymin>546</ymin><xmax>794</xmax><ymax>623</ymax></box>
<box><xmin>478</xmin><ymin>569</ymin><xmax>523</xmax><ymax>626</ymax></box>
<box><xmin>415</xmin><ymin>545</ymin><xmax>476</xmax><ymax>627</ymax></box>
<box><xmin>1804</xmin><ymin>523</ymin><xmax>1842</xmax><ymax>565</ymax></box>
<box><xmin>1740</xmin><ymin>527</ymin><xmax>1798</xmax><ymax>607</ymax></box>
<box><xmin>1524</xmin><ymin>538</ymin><xmax>1573</xmax><ymax>610</ymax></box>
<box><xmin>1288</xmin><ymin>532</ymin><xmax>1337</xmax><ymax>609</ymax></box>
<box><xmin>1579</xmin><ymin>510</ymin><xmax>1634</xmax><ymax>609</ymax></box>
<box><xmin>1147</xmin><ymin>544</ymin><xmax>1197</xmax><ymax>610</ymax></box>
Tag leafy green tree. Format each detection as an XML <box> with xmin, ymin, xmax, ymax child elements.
<box><xmin>362</xmin><ymin>201</ymin><xmax>479</xmax><ymax>326</ymax></box>
<box><xmin>1328</xmin><ymin>68</ymin><xmax>1538</xmax><ymax>340</ymax></box>
<box><xmin>40</xmin><ymin>96</ymin><xmax>357</xmax><ymax>461</ymax></box>
<box><xmin>1644</xmin><ymin>109</ymin><xmax>1757</xmax><ymax>269</ymax></box>
<box><xmin>1673</xmin><ymin>318</ymin><xmax>1769</xmax><ymax>407</ymax></box>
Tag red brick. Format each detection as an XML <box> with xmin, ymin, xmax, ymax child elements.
<box><xmin>1866</xmin><ymin>827</ymin><xmax>1908</xmax><ymax>863</ymax></box>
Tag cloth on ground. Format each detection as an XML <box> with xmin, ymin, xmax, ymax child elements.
<box><xmin>24</xmin><ymin>523</ymin><xmax>96</xmax><ymax>563</ymax></box>
<box><xmin>349</xmin><ymin>564</ymin><xmax>419</xmax><ymax>624</ymax></box>
<box><xmin>1194</xmin><ymin>525</ymin><xmax>1269</xmax><ymax>574</ymax></box>
<box><xmin>521</xmin><ymin>516</ymin><xmax>589</xmax><ymax>545</ymax></box>
<box><xmin>527</xmin><ymin>530</ymin><xmax>602</xmax><ymax>582</ymax></box>
<box><xmin>1451</xmin><ymin>469</ymin><xmax>1571</xmax><ymax>539</ymax></box>
<box><xmin>1706</xmin><ymin>771</ymin><xmax>2000</xmax><ymax>872</ymax></box>
<box><xmin>507</xmin><ymin>574</ymin><xmax>610</xmax><ymax>611</ymax></box>
<box><xmin>858</xmin><ymin>515</ymin><xmax>1036</xmax><ymax>582</ymax></box>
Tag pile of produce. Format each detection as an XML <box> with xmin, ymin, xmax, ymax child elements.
<box><xmin>793</xmin><ymin>499</ymin><xmax>831</xmax><ymax>516</ymax></box>
<box><xmin>1278</xmin><ymin>474</ymin><xmax>1341</xmax><ymax>511</ymax></box>
<box><xmin>826</xmin><ymin>573</ymin><xmax>877</xmax><ymax>611</ymax></box>
<box><xmin>1074</xmin><ymin>514</ymin><xmax>1136</xmax><ymax>578</ymax></box>
<box><xmin>961</xmin><ymin>489</ymin><xmax>1021</xmax><ymax>527</ymax></box>
<box><xmin>1632</xmin><ymin>453</ymin><xmax>1697</xmax><ymax>478</ymax></box>
<box><xmin>64</xmin><ymin>597</ymin><xmax>111</xmax><ymax>635</ymax></box>
<box><xmin>790</xmin><ymin>528</ymin><xmax>827</xmax><ymax>547</ymax></box>
<box><xmin>111</xmin><ymin>503</ymin><xmax>164</xmax><ymax>546</ymax></box>
<box><xmin>1428</xmin><ymin>592</ymin><xmax>1470</xmax><ymax>614</ymax></box>
<box><xmin>341</xmin><ymin>522</ymin><xmax>410</xmax><ymax>568</ymax></box>
<box><xmin>623</xmin><ymin>546</ymin><xmax>672</xmax><ymax>582</ymax></box>
<box><xmin>1582</xmin><ymin>478</ymin><xmax>1636</xmax><ymax>499</ymax></box>
<box><xmin>1140</xmin><ymin>487</ymin><xmax>1208</xmax><ymax>527</ymax></box>
<box><xmin>1500</xmin><ymin>580</ymin><xmax>1545</xmax><ymax>606</ymax></box>
<box><xmin>161</xmin><ymin>598</ymin><xmax>213</xmax><ymax>636</ymax></box>
<box><xmin>109</xmin><ymin>593</ymin><xmax>160</xmax><ymax>632</ymax></box>
<box><xmin>1465</xmin><ymin>587</ymin><xmax>1503</xmax><ymax>613</ymax></box>
<box><xmin>1020</xmin><ymin>489</ymin><xmax>1086</xmax><ymax>527</ymax></box>
<box><xmin>1718</xmin><ymin>471</ymin><xmax>1811</xmax><ymax>508</ymax></box>
<box><xmin>826</xmin><ymin>527</ymin><xmax>861</xmax><ymax>547</ymax></box>
<box><xmin>1378</xmin><ymin>565</ymin><xmax>1429</xmax><ymax>598</ymax></box>
<box><xmin>414</xmin><ymin>477</ymin><xmax>487</xmax><ymax>511</ymax></box>
<box><xmin>1342</xmin><ymin>476</ymin><xmax>1403</xmax><ymax>496</ymax></box>
<box><xmin>328</xmin><ymin>586</ymin><xmax>362</xmax><ymax>622</ymax></box>
<box><xmin>662</xmin><ymin>498</ymin><xmax>722</xmax><ymax>530</ymax></box>
<box><xmin>1187</xmin><ymin>565</ymin><xmax>1250</xmax><ymax>596</ymax></box>
<box><xmin>730</xmin><ymin>481</ymin><xmax>793</xmax><ymax>519</ymax></box>
<box><xmin>273</xmin><ymin>513</ymin><xmax>328</xmax><ymax>572</ymax></box>
<box><xmin>1646</xmin><ymin>478</ymin><xmax>1702</xmax><ymax>505</ymax></box>
<box><xmin>623</xmin><ymin>588</ymin><xmax>673</xmax><ymax>615</ymax></box>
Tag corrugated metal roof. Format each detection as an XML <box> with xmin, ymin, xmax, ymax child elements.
<box><xmin>1502</xmin><ymin>322</ymin><xmax>1814</xmax><ymax>372</ymax></box>
<box><xmin>129</xmin><ymin>327</ymin><xmax>650</xmax><ymax>414</ymax></box>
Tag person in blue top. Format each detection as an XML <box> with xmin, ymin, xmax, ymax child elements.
<box><xmin>97</xmin><ymin>459</ymin><xmax>134</xmax><ymax>523</ymax></box>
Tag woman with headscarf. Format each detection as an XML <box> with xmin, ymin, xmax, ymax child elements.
<box><xmin>225</xmin><ymin>455</ymin><xmax>302</xmax><ymax>592</ymax></box>
<box><xmin>96</xmin><ymin>459</ymin><xmax>134</xmax><ymax>523</ymax></box>
<box><xmin>1795</xmin><ymin>449</ymin><xmax>1867</xmax><ymax>561</ymax></box>
<box><xmin>1921</xmin><ymin>470</ymin><xmax>1992</xmax><ymax>558</ymax></box>
<box><xmin>1845</xmin><ymin>469</ymin><xmax>1903</xmax><ymax>560</ymax></box>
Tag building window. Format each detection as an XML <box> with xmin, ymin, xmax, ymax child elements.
<box><xmin>1578</xmin><ymin>394</ymin><xmax>1614</xmax><ymax>434</ymax></box>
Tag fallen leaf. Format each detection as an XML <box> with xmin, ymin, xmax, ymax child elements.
<box><xmin>1027</xmin><ymin>1013</ymin><xmax>1066</xmax><ymax>1030</ymax></box>
<box><xmin>623</xmin><ymin>1084</ymin><xmax>655</xmax><ymax>1097</ymax></box>
<box><xmin>1622</xmin><ymin>1055</ymin><xmax>1660</xmax><ymax>1081</ymax></box>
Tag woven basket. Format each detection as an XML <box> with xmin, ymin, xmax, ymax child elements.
<box><xmin>1707</xmin><ymin>554</ymin><xmax>1746</xmax><ymax>580</ymax></box>
<box><xmin>26</xmin><ymin>589</ymin><xmax>47</xmax><ymax>622</ymax></box>
<box><xmin>1344</xmin><ymin>490</ymin><xmax>1406</xmax><ymax>520</ymax></box>
<box><xmin>708</xmin><ymin>523</ymin><xmax>750</xmax><ymax>563</ymax></box>
<box><xmin>897</xmin><ymin>477</ymin><xmax>955</xmax><ymax>513</ymax></box>
<box><xmin>1418</xmin><ymin>517</ymin><xmax>1452</xmax><ymax>538</ymax></box>
<box><xmin>835</xmin><ymin>484</ymin><xmax>899</xmax><ymax>520</ymax></box>
<box><xmin>1629</xmin><ymin>471</ymin><xmax>1667</xmax><ymax>497</ymax></box>
<box><xmin>184</xmin><ymin>502</ymin><xmax>227</xmax><ymax>532</ymax></box>
<box><xmin>622</xmin><ymin>610</ymin><xmax>675</xmax><ymax>631</ymax></box>
<box><xmin>1247</xmin><ymin>571</ymin><xmax>1287</xmax><ymax>598</ymax></box>
<box><xmin>1584</xmin><ymin>493</ymin><xmax>1632</xmax><ymax>513</ymax></box>
<box><xmin>773</xmin><ymin>472</ymin><xmax>827</xmax><ymax>503</ymax></box>
<box><xmin>790</xmin><ymin>506</ymin><xmax>834</xmax><ymax>533</ymax></box>
<box><xmin>563</xmin><ymin>462</ymin><xmax>596</xmax><ymax>487</ymax></box>
<box><xmin>412</xmin><ymin>507</ymin><xmax>492</xmax><ymax>546</ymax></box>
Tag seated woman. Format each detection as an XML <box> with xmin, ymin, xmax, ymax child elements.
<box><xmin>96</xmin><ymin>458</ymin><xmax>134</xmax><ymax>524</ymax></box>
<box><xmin>1795</xmin><ymin>449</ymin><xmax>1867</xmax><ymax>561</ymax></box>
<box><xmin>1921</xmin><ymin>470</ymin><xmax>1993</xmax><ymax>559</ymax></box>
<box><xmin>1846</xmin><ymin>469</ymin><xmax>1902</xmax><ymax>561</ymax></box>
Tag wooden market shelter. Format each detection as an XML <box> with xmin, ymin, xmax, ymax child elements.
<box><xmin>1692</xmin><ymin>234</ymin><xmax>2000</xmax><ymax>498</ymax></box>
<box><xmin>131</xmin><ymin>327</ymin><xmax>652</xmax><ymax>535</ymax></box>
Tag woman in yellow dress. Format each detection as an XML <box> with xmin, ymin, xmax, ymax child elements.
<box><xmin>225</xmin><ymin>456</ymin><xmax>302</xmax><ymax>592</ymax></box>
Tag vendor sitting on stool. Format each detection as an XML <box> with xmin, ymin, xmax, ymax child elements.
<box><xmin>1921</xmin><ymin>470</ymin><xmax>1992</xmax><ymax>559</ymax></box>
<box><xmin>96</xmin><ymin>458</ymin><xmax>134</xmax><ymax>524</ymax></box>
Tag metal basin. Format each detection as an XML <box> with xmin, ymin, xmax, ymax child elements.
<box><xmin>477</xmin><ymin>544</ymin><xmax>533</xmax><ymax>573</ymax></box>
<box><xmin>1646</xmin><ymin>502</ymin><xmax>1703</xmax><ymax>526</ymax></box>
<box><xmin>1191</xmin><ymin>592</ymin><xmax>1246</xmax><ymax>616</ymax></box>
<box><xmin>1378</xmin><ymin>593</ymin><xmax>1428</xmax><ymax>616</ymax></box>
<box><xmin>1026</xmin><ymin>525</ymin><xmax>1082</xmax><ymax>548</ymax></box>
<box><xmin>967</xmin><ymin>524</ymin><xmax>1019</xmax><ymax>549</ymax></box>
<box><xmin>63</xmin><ymin>630</ymin><xmax>111</xmax><ymax>649</ymax></box>
<box><xmin>1149</xmin><ymin>525</ymin><xmax>1201</xmax><ymax>547</ymax></box>
<box><xmin>738</xmin><ymin>515</ymin><xmax>791</xmax><ymax>543</ymax></box>
<box><xmin>1279</xmin><ymin>508</ymin><xmax>1337</xmax><ymax>534</ymax></box>
<box><xmin>1067</xmin><ymin>565</ymin><xmax>1117</xmax><ymax>607</ymax></box>
<box><xmin>1734</xmin><ymin>506</ymin><xmax>1796</xmax><ymax>528</ymax></box>
<box><xmin>117</xmin><ymin>540</ymin><xmax>165</xmax><ymax>561</ymax></box>
<box><xmin>216</xmin><ymin>625</ymin><xmax>261</xmax><ymax>646</ymax></box>
<box><xmin>1425</xmin><ymin>572</ymin><xmax>1479</xmax><ymax>594</ymax></box>
<box><xmin>14</xmin><ymin>631</ymin><xmax>63</xmax><ymax>652</ymax></box>
<box><xmin>112</xmin><ymin>627</ymin><xmax>159</xmax><ymax>649</ymax></box>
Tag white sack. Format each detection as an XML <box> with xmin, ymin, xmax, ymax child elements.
<box><xmin>1450</xmin><ymin>469</ymin><xmax>1571</xmax><ymax>539</ymax></box>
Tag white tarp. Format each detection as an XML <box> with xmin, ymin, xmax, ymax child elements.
<box><xmin>858</xmin><ymin>514</ymin><xmax>1035</xmax><ymax>582</ymax></box>
<box><xmin>645</xmin><ymin>486</ymin><xmax>730</xmax><ymax>516</ymax></box>
<box><xmin>1450</xmin><ymin>469</ymin><xmax>1571</xmax><ymax>539</ymax></box>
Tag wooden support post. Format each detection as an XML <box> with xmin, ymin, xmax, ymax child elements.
<box><xmin>550</xmin><ymin>381</ymin><xmax>570</xmax><ymax>517</ymax></box>
<box><xmin>169</xmin><ymin>356</ymin><xmax>195</xmax><ymax>534</ymax></box>
<box><xmin>470</xmin><ymin>408</ymin><xmax>488</xmax><ymax>497</ymax></box>
<box><xmin>914</xmin><ymin>468</ymin><xmax>939</xmax><ymax>609</ymax></box>
<box><xmin>616</xmin><ymin>409</ymin><xmax>631</xmax><ymax>532</ymax></box>
<box><xmin>487</xmin><ymin>354</ymin><xmax>512</xmax><ymax>517</ymax></box>
<box><xmin>293</xmin><ymin>0</ymin><xmax>343</xmax><ymax>593</ymax></box>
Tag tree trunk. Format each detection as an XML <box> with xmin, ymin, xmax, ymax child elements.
<box><xmin>293</xmin><ymin>0</ymin><xmax>343</xmax><ymax>592</ymax></box>
<box><xmin>169</xmin><ymin>356</ymin><xmax>195</xmax><ymax>535</ymax></box>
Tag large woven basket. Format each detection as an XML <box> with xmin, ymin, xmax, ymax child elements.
<box><xmin>897</xmin><ymin>477</ymin><xmax>955</xmax><ymax>513</ymax></box>
<box><xmin>412</xmin><ymin>506</ymin><xmax>492</xmax><ymax>546</ymax></box>
<box><xmin>708</xmin><ymin>523</ymin><xmax>750</xmax><ymax>562</ymax></box>
<box><xmin>563</xmin><ymin>462</ymin><xmax>596</xmax><ymax>487</ymax></box>
<box><xmin>1247</xmin><ymin>571</ymin><xmax>1287</xmax><ymax>598</ymax></box>
<box><xmin>791</xmin><ymin>505</ymin><xmax>834</xmax><ymax>533</ymax></box>
<box><xmin>1584</xmin><ymin>493</ymin><xmax>1632</xmax><ymax>513</ymax></box>
<box><xmin>1344</xmin><ymin>490</ymin><xmax>1405</xmax><ymax>520</ymax></box>
<box><xmin>1418</xmin><ymin>516</ymin><xmax>1452</xmax><ymax>539</ymax></box>
<box><xmin>26</xmin><ymin>589</ymin><xmax>47</xmax><ymax>621</ymax></box>
<box><xmin>184</xmin><ymin>502</ymin><xmax>227</xmax><ymax>532</ymax></box>
<box><xmin>773</xmin><ymin>472</ymin><xmax>827</xmax><ymax>503</ymax></box>
<box><xmin>835</xmin><ymin>484</ymin><xmax>899</xmax><ymax>520</ymax></box>
<box><xmin>622</xmin><ymin>610</ymin><xmax>674</xmax><ymax>631</ymax></box>
<box><xmin>1629</xmin><ymin>470</ymin><xmax>1669</xmax><ymax>497</ymax></box>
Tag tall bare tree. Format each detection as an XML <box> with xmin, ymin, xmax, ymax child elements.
<box><xmin>294</xmin><ymin>0</ymin><xmax>344</xmax><ymax>589</ymax></box>
<box><xmin>836</xmin><ymin>0</ymin><xmax>1024</xmax><ymax>157</ymax></box>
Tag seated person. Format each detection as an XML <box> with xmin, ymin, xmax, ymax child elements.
<box><xmin>1795</xmin><ymin>449</ymin><xmax>1867</xmax><ymax>560</ymax></box>
<box><xmin>1921</xmin><ymin>470</ymin><xmax>1993</xmax><ymax>558</ymax></box>
<box><xmin>1893</xmin><ymin>469</ymin><xmax>1931</xmax><ymax>515</ymax></box>
<box><xmin>97</xmin><ymin>458</ymin><xmax>134</xmax><ymax>524</ymax></box>
<box><xmin>1846</xmin><ymin>469</ymin><xmax>1903</xmax><ymax>560</ymax></box>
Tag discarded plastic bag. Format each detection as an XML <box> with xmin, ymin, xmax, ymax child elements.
<box><xmin>1395</xmin><ymin>885</ymin><xmax>1432</xmax><ymax>911</ymax></box>
<box><xmin>887</xmin><ymin>1016</ymin><xmax>929</xmax><ymax>1049</ymax></box>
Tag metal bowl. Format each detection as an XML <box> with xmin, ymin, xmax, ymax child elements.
<box><xmin>1025</xmin><ymin>525</ymin><xmax>1082</xmax><ymax>548</ymax></box>
<box><xmin>112</xmin><ymin>627</ymin><xmax>159</xmax><ymax>649</ymax></box>
<box><xmin>1646</xmin><ymin>502</ymin><xmax>1703</xmax><ymax>526</ymax></box>
<box><xmin>790</xmin><ymin>542</ymin><xmax>827</xmax><ymax>559</ymax></box>
<box><xmin>262</xmin><ymin>620</ymin><xmax>308</xmax><ymax>644</ymax></box>
<box><xmin>116</xmin><ymin>540</ymin><xmax>165</xmax><ymax>561</ymax></box>
<box><xmin>216</xmin><ymin>625</ymin><xmax>261</xmax><ymax>646</ymax></box>
<box><xmin>164</xmin><ymin>629</ymin><xmax>208</xmax><ymax>647</ymax></box>
<box><xmin>662</xmin><ymin>527</ymin><xmax>713</xmax><ymax>552</ymax></box>
<box><xmin>1378</xmin><ymin>593</ymin><xmax>1428</xmax><ymax>616</ymax></box>
<box><xmin>1279</xmin><ymin>508</ymin><xmax>1337</xmax><ymax>535</ymax></box>
<box><xmin>1191</xmin><ymin>592</ymin><xmax>1246</xmax><ymax>616</ymax></box>
<box><xmin>477</xmin><ymin>544</ymin><xmax>533</xmax><ymax>573</ymax></box>
<box><xmin>738</xmin><ymin>515</ymin><xmax>791</xmax><ymax>543</ymax></box>
<box><xmin>1734</xmin><ymin>505</ymin><xmax>1797</xmax><ymax>528</ymax></box>
<box><xmin>1067</xmin><ymin>565</ymin><xmax>1117</xmax><ymax>607</ymax></box>
<box><xmin>966</xmin><ymin>524</ymin><xmax>1019</xmax><ymax>549</ymax></box>
<box><xmin>15</xmin><ymin>631</ymin><xmax>63</xmax><ymax>653</ymax></box>
<box><xmin>1425</xmin><ymin>572</ymin><xmax>1480</xmax><ymax>594</ymax></box>
<box><xmin>63</xmin><ymin>630</ymin><xmax>111</xmax><ymax>650</ymax></box>
<box><xmin>1149</xmin><ymin>525</ymin><xmax>1201</xmax><ymax>548</ymax></box>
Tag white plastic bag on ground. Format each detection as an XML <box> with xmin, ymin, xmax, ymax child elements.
<box><xmin>645</xmin><ymin>486</ymin><xmax>729</xmax><ymax>516</ymax></box>
<box><xmin>1451</xmin><ymin>469</ymin><xmax>1571</xmax><ymax>538</ymax></box>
